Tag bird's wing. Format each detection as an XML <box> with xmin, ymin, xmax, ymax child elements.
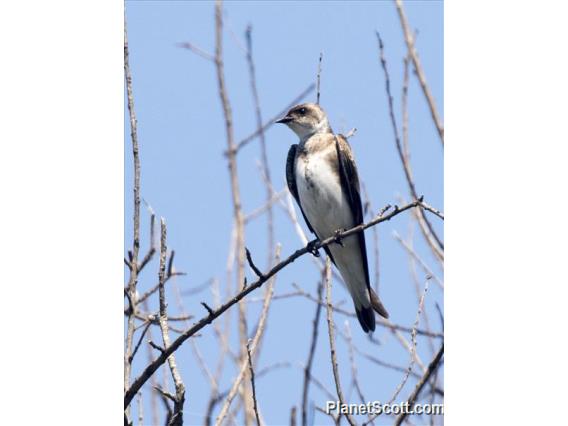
<box><xmin>286</xmin><ymin>144</ymin><xmax>336</xmax><ymax>262</ymax></box>
<box><xmin>334</xmin><ymin>134</ymin><xmax>371</xmax><ymax>289</ymax></box>
<box><xmin>286</xmin><ymin>144</ymin><xmax>315</xmax><ymax>234</ymax></box>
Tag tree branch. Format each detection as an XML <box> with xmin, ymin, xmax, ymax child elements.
<box><xmin>324</xmin><ymin>259</ymin><xmax>356</xmax><ymax>426</ymax></box>
<box><xmin>301</xmin><ymin>277</ymin><xmax>324</xmax><ymax>426</ymax></box>
<box><xmin>246</xmin><ymin>339</ymin><xmax>262</xmax><ymax>426</ymax></box>
<box><xmin>124</xmin><ymin>20</ymin><xmax>142</xmax><ymax>417</ymax></box>
<box><xmin>124</xmin><ymin>198</ymin><xmax>435</xmax><ymax>408</ymax></box>
<box><xmin>156</xmin><ymin>219</ymin><xmax>185</xmax><ymax>426</ymax></box>
<box><xmin>394</xmin><ymin>0</ymin><xmax>444</xmax><ymax>145</ymax></box>
<box><xmin>316</xmin><ymin>52</ymin><xmax>323</xmax><ymax>105</ymax></box>
<box><xmin>232</xmin><ymin>83</ymin><xmax>315</xmax><ymax>153</ymax></box>
<box><xmin>393</xmin><ymin>343</ymin><xmax>444</xmax><ymax>426</ymax></box>
<box><xmin>376</xmin><ymin>31</ymin><xmax>444</xmax><ymax>261</ymax></box>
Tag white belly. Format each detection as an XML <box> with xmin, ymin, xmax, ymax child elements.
<box><xmin>295</xmin><ymin>149</ymin><xmax>370</xmax><ymax>309</ymax></box>
<box><xmin>295</xmin><ymin>150</ymin><xmax>353</xmax><ymax>238</ymax></box>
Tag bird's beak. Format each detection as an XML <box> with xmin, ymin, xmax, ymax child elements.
<box><xmin>276</xmin><ymin>115</ymin><xmax>293</xmax><ymax>124</ymax></box>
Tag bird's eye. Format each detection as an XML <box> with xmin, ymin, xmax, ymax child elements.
<box><xmin>299</xmin><ymin>107</ymin><xmax>306</xmax><ymax>115</ymax></box>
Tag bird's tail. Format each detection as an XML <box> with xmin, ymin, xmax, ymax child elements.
<box><xmin>370</xmin><ymin>287</ymin><xmax>389</xmax><ymax>319</ymax></box>
<box><xmin>355</xmin><ymin>305</ymin><xmax>376</xmax><ymax>333</ymax></box>
<box><xmin>355</xmin><ymin>288</ymin><xmax>389</xmax><ymax>333</ymax></box>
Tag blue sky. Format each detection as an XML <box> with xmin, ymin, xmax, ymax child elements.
<box><xmin>125</xmin><ymin>1</ymin><xmax>443</xmax><ymax>424</ymax></box>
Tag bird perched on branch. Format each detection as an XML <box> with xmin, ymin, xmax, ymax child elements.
<box><xmin>277</xmin><ymin>103</ymin><xmax>389</xmax><ymax>333</ymax></box>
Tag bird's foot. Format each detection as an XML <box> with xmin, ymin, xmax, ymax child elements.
<box><xmin>334</xmin><ymin>229</ymin><xmax>346</xmax><ymax>247</ymax></box>
<box><xmin>306</xmin><ymin>240</ymin><xmax>320</xmax><ymax>257</ymax></box>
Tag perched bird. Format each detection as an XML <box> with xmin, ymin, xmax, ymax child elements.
<box><xmin>277</xmin><ymin>103</ymin><xmax>389</xmax><ymax>333</ymax></box>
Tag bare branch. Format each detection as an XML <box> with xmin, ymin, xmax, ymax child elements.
<box><xmin>127</xmin><ymin>271</ymin><xmax>187</xmax><ymax>311</ymax></box>
<box><xmin>181</xmin><ymin>277</ymin><xmax>215</xmax><ymax>297</ymax></box>
<box><xmin>344</xmin><ymin>127</ymin><xmax>357</xmax><ymax>139</ymax></box>
<box><xmin>149</xmin><ymin>340</ymin><xmax>165</xmax><ymax>353</ymax></box>
<box><xmin>387</xmin><ymin>278</ymin><xmax>429</xmax><ymax>406</ymax></box>
<box><xmin>245</xmin><ymin>24</ymin><xmax>275</xmax><ymax>270</ymax></box>
<box><xmin>316</xmin><ymin>52</ymin><xmax>323</xmax><ymax>105</ymax></box>
<box><xmin>343</xmin><ymin>322</ymin><xmax>366</xmax><ymax>404</ymax></box>
<box><xmin>142</xmin><ymin>300</ymin><xmax>160</xmax><ymax>426</ymax></box>
<box><xmin>244</xmin><ymin>189</ymin><xmax>287</xmax><ymax>223</ymax></box>
<box><xmin>393</xmin><ymin>344</ymin><xmax>444</xmax><ymax>426</ymax></box>
<box><xmin>124</xmin><ymin>199</ymin><xmax>435</xmax><ymax>408</ymax></box>
<box><xmin>214</xmin><ymin>245</ymin><xmax>281</xmax><ymax>426</ymax></box>
<box><xmin>324</xmin><ymin>258</ymin><xmax>356</xmax><ymax>426</ymax></box>
<box><xmin>129</xmin><ymin>321</ymin><xmax>151</xmax><ymax>364</ymax></box>
<box><xmin>157</xmin><ymin>219</ymin><xmax>185</xmax><ymax>426</ymax></box>
<box><xmin>246</xmin><ymin>339</ymin><xmax>262</xmax><ymax>426</ymax></box>
<box><xmin>315</xmin><ymin>405</ymin><xmax>340</xmax><ymax>426</ymax></box>
<box><xmin>347</xmin><ymin>343</ymin><xmax>443</xmax><ymax>396</ymax></box>
<box><xmin>124</xmin><ymin>20</ymin><xmax>142</xmax><ymax>414</ymax></box>
<box><xmin>393</xmin><ymin>231</ymin><xmax>443</xmax><ymax>289</ymax></box>
<box><xmin>394</xmin><ymin>0</ymin><xmax>444</xmax><ymax>144</ymax></box>
<box><xmin>137</xmin><ymin>392</ymin><xmax>143</xmax><ymax>426</ymax></box>
<box><xmin>419</xmin><ymin>201</ymin><xmax>444</xmax><ymax>220</ymax></box>
<box><xmin>177</xmin><ymin>41</ymin><xmax>215</xmax><ymax>62</ymax></box>
<box><xmin>301</xmin><ymin>277</ymin><xmax>324</xmax><ymax>426</ymax></box>
<box><xmin>246</xmin><ymin>247</ymin><xmax>264</xmax><ymax>279</ymax></box>
<box><xmin>213</xmin><ymin>2</ymin><xmax>252</xmax><ymax>421</ymax></box>
<box><xmin>290</xmin><ymin>283</ymin><xmax>442</xmax><ymax>339</ymax></box>
<box><xmin>233</xmin><ymin>83</ymin><xmax>315</xmax><ymax>153</ymax></box>
<box><xmin>376</xmin><ymin>31</ymin><xmax>444</xmax><ymax>261</ymax></box>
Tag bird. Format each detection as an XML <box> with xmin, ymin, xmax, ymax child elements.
<box><xmin>277</xmin><ymin>102</ymin><xmax>389</xmax><ymax>333</ymax></box>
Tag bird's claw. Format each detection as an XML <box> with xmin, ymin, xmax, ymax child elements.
<box><xmin>306</xmin><ymin>240</ymin><xmax>320</xmax><ymax>257</ymax></box>
<box><xmin>334</xmin><ymin>229</ymin><xmax>345</xmax><ymax>247</ymax></box>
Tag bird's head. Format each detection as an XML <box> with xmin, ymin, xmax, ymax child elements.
<box><xmin>276</xmin><ymin>103</ymin><xmax>331</xmax><ymax>140</ymax></box>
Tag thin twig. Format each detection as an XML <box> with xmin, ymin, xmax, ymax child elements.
<box><xmin>124</xmin><ymin>20</ymin><xmax>141</xmax><ymax>420</ymax></box>
<box><xmin>290</xmin><ymin>283</ymin><xmax>442</xmax><ymax>339</ymax></box>
<box><xmin>157</xmin><ymin>219</ymin><xmax>185</xmax><ymax>426</ymax></box>
<box><xmin>324</xmin><ymin>258</ymin><xmax>356</xmax><ymax>426</ymax></box>
<box><xmin>244</xmin><ymin>189</ymin><xmax>287</xmax><ymax>223</ymax></box>
<box><xmin>345</xmin><ymin>127</ymin><xmax>357</xmax><ymax>139</ymax></box>
<box><xmin>301</xmin><ymin>277</ymin><xmax>324</xmax><ymax>426</ymax></box>
<box><xmin>177</xmin><ymin>41</ymin><xmax>215</xmax><ymax>62</ymax></box>
<box><xmin>245</xmin><ymin>24</ymin><xmax>274</xmax><ymax>270</ymax></box>
<box><xmin>214</xmin><ymin>245</ymin><xmax>281</xmax><ymax>426</ymax></box>
<box><xmin>405</xmin><ymin>222</ymin><xmax>436</xmax><ymax>356</ymax></box>
<box><xmin>395</xmin><ymin>0</ymin><xmax>444</xmax><ymax>145</ymax></box>
<box><xmin>214</xmin><ymin>2</ymin><xmax>252</xmax><ymax>422</ymax></box>
<box><xmin>347</xmin><ymin>343</ymin><xmax>443</xmax><ymax>396</ymax></box>
<box><xmin>128</xmin><ymin>272</ymin><xmax>187</xmax><ymax>310</ymax></box>
<box><xmin>393</xmin><ymin>231</ymin><xmax>443</xmax><ymax>289</ymax></box>
<box><xmin>142</xmin><ymin>300</ymin><xmax>160</xmax><ymax>426</ymax></box>
<box><xmin>393</xmin><ymin>344</ymin><xmax>444</xmax><ymax>426</ymax></box>
<box><xmin>316</xmin><ymin>52</ymin><xmax>323</xmax><ymax>105</ymax></box>
<box><xmin>420</xmin><ymin>201</ymin><xmax>444</xmax><ymax>220</ymax></box>
<box><xmin>386</xmin><ymin>278</ymin><xmax>429</xmax><ymax>406</ymax></box>
<box><xmin>233</xmin><ymin>83</ymin><xmax>315</xmax><ymax>153</ymax></box>
<box><xmin>246</xmin><ymin>339</ymin><xmax>262</xmax><ymax>426</ymax></box>
<box><xmin>343</xmin><ymin>322</ymin><xmax>366</xmax><ymax>405</ymax></box>
<box><xmin>246</xmin><ymin>248</ymin><xmax>264</xmax><ymax>279</ymax></box>
<box><xmin>180</xmin><ymin>277</ymin><xmax>215</xmax><ymax>297</ymax></box>
<box><xmin>315</xmin><ymin>406</ymin><xmax>340</xmax><ymax>426</ymax></box>
<box><xmin>129</xmin><ymin>321</ymin><xmax>152</xmax><ymax>364</ymax></box>
<box><xmin>376</xmin><ymin>31</ymin><xmax>444</xmax><ymax>261</ymax></box>
<box><xmin>299</xmin><ymin>364</ymin><xmax>336</xmax><ymax>401</ymax></box>
<box><xmin>137</xmin><ymin>392</ymin><xmax>143</xmax><ymax>426</ymax></box>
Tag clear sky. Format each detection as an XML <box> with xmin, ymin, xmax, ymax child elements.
<box><xmin>125</xmin><ymin>1</ymin><xmax>443</xmax><ymax>424</ymax></box>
